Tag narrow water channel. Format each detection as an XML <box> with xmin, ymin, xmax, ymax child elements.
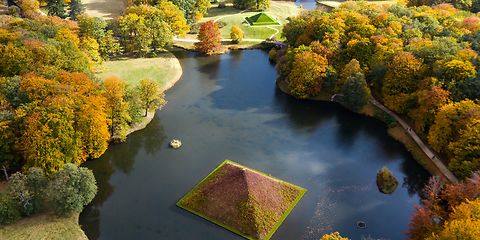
<box><xmin>80</xmin><ymin>50</ymin><xmax>429</xmax><ymax>240</ymax></box>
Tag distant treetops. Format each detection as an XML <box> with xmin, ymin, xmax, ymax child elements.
<box><xmin>276</xmin><ymin>2</ymin><xmax>480</xmax><ymax>179</ymax></box>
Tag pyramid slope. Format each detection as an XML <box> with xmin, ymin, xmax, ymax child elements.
<box><xmin>177</xmin><ymin>160</ymin><xmax>306</xmax><ymax>240</ymax></box>
<box><xmin>246</xmin><ymin>13</ymin><xmax>279</xmax><ymax>26</ymax></box>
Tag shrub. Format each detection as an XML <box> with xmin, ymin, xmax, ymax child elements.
<box><xmin>7</xmin><ymin>172</ymin><xmax>35</xmax><ymax>216</ymax></box>
<box><xmin>218</xmin><ymin>2</ymin><xmax>226</xmax><ymax>8</ymax></box>
<box><xmin>376</xmin><ymin>167</ymin><xmax>398</xmax><ymax>194</ymax></box>
<box><xmin>0</xmin><ymin>193</ymin><xmax>21</xmax><ymax>225</ymax></box>
<box><xmin>230</xmin><ymin>25</ymin><xmax>244</xmax><ymax>43</ymax></box>
<box><xmin>49</xmin><ymin>164</ymin><xmax>97</xmax><ymax>216</ymax></box>
<box><xmin>268</xmin><ymin>48</ymin><xmax>277</xmax><ymax>62</ymax></box>
<box><xmin>7</xmin><ymin>168</ymin><xmax>48</xmax><ymax>217</ymax></box>
<box><xmin>26</xmin><ymin>167</ymin><xmax>48</xmax><ymax>213</ymax></box>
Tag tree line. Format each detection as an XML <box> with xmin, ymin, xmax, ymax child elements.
<box><xmin>275</xmin><ymin>2</ymin><xmax>480</xmax><ymax>180</ymax></box>
<box><xmin>0</xmin><ymin>15</ymin><xmax>165</xmax><ymax>177</ymax></box>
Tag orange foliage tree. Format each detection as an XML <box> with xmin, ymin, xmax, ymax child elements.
<box><xmin>195</xmin><ymin>20</ymin><xmax>222</xmax><ymax>55</ymax></box>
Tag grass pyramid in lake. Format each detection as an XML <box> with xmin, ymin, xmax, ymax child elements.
<box><xmin>246</xmin><ymin>12</ymin><xmax>279</xmax><ymax>26</ymax></box>
<box><xmin>177</xmin><ymin>160</ymin><xmax>306</xmax><ymax>240</ymax></box>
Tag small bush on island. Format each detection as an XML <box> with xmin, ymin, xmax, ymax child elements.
<box><xmin>49</xmin><ymin>164</ymin><xmax>97</xmax><ymax>216</ymax></box>
<box><xmin>376</xmin><ymin>167</ymin><xmax>399</xmax><ymax>194</ymax></box>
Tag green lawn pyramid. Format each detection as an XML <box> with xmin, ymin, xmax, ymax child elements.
<box><xmin>246</xmin><ymin>12</ymin><xmax>279</xmax><ymax>26</ymax></box>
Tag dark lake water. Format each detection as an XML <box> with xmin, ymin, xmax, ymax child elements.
<box><xmin>80</xmin><ymin>50</ymin><xmax>429</xmax><ymax>240</ymax></box>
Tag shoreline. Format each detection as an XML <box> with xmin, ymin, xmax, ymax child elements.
<box><xmin>276</xmin><ymin>79</ymin><xmax>457</xmax><ymax>183</ymax></box>
<box><xmin>123</xmin><ymin>51</ymin><xmax>184</xmax><ymax>138</ymax></box>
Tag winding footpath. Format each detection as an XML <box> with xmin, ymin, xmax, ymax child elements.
<box><xmin>370</xmin><ymin>98</ymin><xmax>459</xmax><ymax>183</ymax></box>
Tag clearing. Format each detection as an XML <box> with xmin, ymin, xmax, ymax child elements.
<box><xmin>0</xmin><ymin>213</ymin><xmax>87</xmax><ymax>240</ymax></box>
<box><xmin>95</xmin><ymin>52</ymin><xmax>183</xmax><ymax>90</ymax></box>
<box><xmin>82</xmin><ymin>0</ymin><xmax>126</xmax><ymax>19</ymax></box>
<box><xmin>200</xmin><ymin>1</ymin><xmax>300</xmax><ymax>41</ymax></box>
<box><xmin>177</xmin><ymin>160</ymin><xmax>306</xmax><ymax>240</ymax></box>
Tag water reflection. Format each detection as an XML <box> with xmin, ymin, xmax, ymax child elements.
<box><xmin>80</xmin><ymin>50</ymin><xmax>429</xmax><ymax>240</ymax></box>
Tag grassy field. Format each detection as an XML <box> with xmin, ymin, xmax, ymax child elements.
<box><xmin>0</xmin><ymin>214</ymin><xmax>87</xmax><ymax>240</ymax></box>
<box><xmin>96</xmin><ymin>52</ymin><xmax>182</xmax><ymax>90</ymax></box>
<box><xmin>202</xmin><ymin>1</ymin><xmax>300</xmax><ymax>40</ymax></box>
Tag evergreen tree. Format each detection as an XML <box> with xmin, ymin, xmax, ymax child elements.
<box><xmin>46</xmin><ymin>0</ymin><xmax>66</xmax><ymax>18</ymax></box>
<box><xmin>69</xmin><ymin>0</ymin><xmax>84</xmax><ymax>20</ymax></box>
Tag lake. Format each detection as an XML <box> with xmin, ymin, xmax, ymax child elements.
<box><xmin>80</xmin><ymin>50</ymin><xmax>429</xmax><ymax>240</ymax></box>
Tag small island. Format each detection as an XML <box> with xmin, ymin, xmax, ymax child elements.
<box><xmin>177</xmin><ymin>160</ymin><xmax>306</xmax><ymax>240</ymax></box>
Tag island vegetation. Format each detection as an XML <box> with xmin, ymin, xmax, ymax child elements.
<box><xmin>177</xmin><ymin>160</ymin><xmax>306</xmax><ymax>240</ymax></box>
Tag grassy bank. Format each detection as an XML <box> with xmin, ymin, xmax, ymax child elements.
<box><xmin>96</xmin><ymin>52</ymin><xmax>183</xmax><ymax>91</ymax></box>
<box><xmin>387</xmin><ymin>126</ymin><xmax>444</xmax><ymax>178</ymax></box>
<box><xmin>0</xmin><ymin>213</ymin><xmax>87</xmax><ymax>240</ymax></box>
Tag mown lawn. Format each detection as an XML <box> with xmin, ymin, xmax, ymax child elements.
<box><xmin>202</xmin><ymin>1</ymin><xmax>300</xmax><ymax>40</ymax></box>
<box><xmin>96</xmin><ymin>52</ymin><xmax>182</xmax><ymax>89</ymax></box>
<box><xmin>0</xmin><ymin>214</ymin><xmax>87</xmax><ymax>240</ymax></box>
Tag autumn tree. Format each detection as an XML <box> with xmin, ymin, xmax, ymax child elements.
<box><xmin>137</xmin><ymin>79</ymin><xmax>166</xmax><ymax>117</ymax></box>
<box><xmin>428</xmin><ymin>100</ymin><xmax>480</xmax><ymax>178</ymax></box>
<box><xmin>337</xmin><ymin>59</ymin><xmax>362</xmax><ymax>91</ymax></box>
<box><xmin>435</xmin><ymin>59</ymin><xmax>476</xmax><ymax>100</ymax></box>
<box><xmin>230</xmin><ymin>25</ymin><xmax>244</xmax><ymax>44</ymax></box>
<box><xmin>409</xmin><ymin>86</ymin><xmax>451</xmax><ymax>137</ymax></box>
<box><xmin>287</xmin><ymin>51</ymin><xmax>328</xmax><ymax>98</ymax></box>
<box><xmin>383</xmin><ymin>51</ymin><xmax>424</xmax><ymax>96</ymax></box>
<box><xmin>195</xmin><ymin>21</ymin><xmax>222</xmax><ymax>55</ymax></box>
<box><xmin>98</xmin><ymin>31</ymin><xmax>121</xmax><ymax>60</ymax></box>
<box><xmin>321</xmin><ymin>232</ymin><xmax>349</xmax><ymax>240</ymax></box>
<box><xmin>0</xmin><ymin>43</ymin><xmax>33</xmax><ymax>77</ymax></box>
<box><xmin>408</xmin><ymin>173</ymin><xmax>480</xmax><ymax>239</ymax></box>
<box><xmin>18</xmin><ymin>0</ymin><xmax>40</xmax><ymax>17</ymax></box>
<box><xmin>103</xmin><ymin>76</ymin><xmax>130</xmax><ymax>141</ymax></box>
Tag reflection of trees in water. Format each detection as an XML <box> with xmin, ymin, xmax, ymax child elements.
<box><xmin>273</xmin><ymin>87</ymin><xmax>430</xmax><ymax>198</ymax></box>
<box><xmin>401</xmin><ymin>153</ymin><xmax>430</xmax><ymax>197</ymax></box>
<box><xmin>271</xmin><ymin>88</ymin><xmax>335</xmax><ymax>131</ymax></box>
<box><xmin>197</xmin><ymin>55</ymin><xmax>222</xmax><ymax>80</ymax></box>
<box><xmin>79</xmin><ymin>117</ymin><xmax>166</xmax><ymax>239</ymax></box>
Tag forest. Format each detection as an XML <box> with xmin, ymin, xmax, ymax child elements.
<box><xmin>1</xmin><ymin>0</ymin><xmax>480</xmax><ymax>238</ymax></box>
<box><xmin>275</xmin><ymin>2</ymin><xmax>480</xmax><ymax>180</ymax></box>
